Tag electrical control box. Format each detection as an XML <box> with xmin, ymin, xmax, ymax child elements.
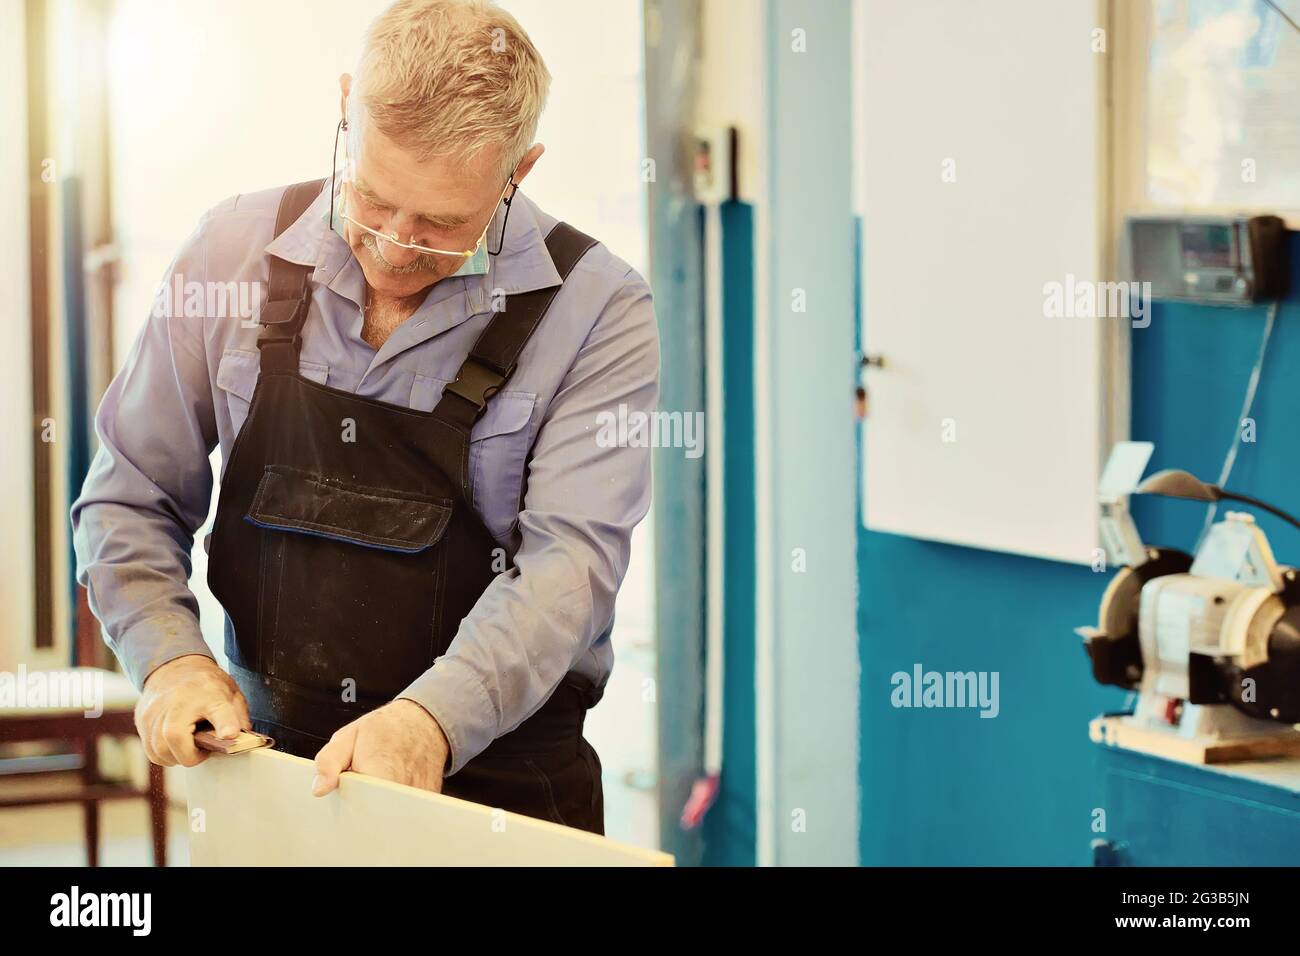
<box><xmin>1127</xmin><ymin>214</ymin><xmax>1289</xmax><ymax>305</ymax></box>
<box><xmin>692</xmin><ymin>127</ymin><xmax>736</xmax><ymax>205</ymax></box>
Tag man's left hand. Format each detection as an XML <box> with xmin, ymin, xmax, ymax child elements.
<box><xmin>311</xmin><ymin>699</ymin><xmax>449</xmax><ymax>797</ymax></box>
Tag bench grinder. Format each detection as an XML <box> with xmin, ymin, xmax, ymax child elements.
<box><xmin>1079</xmin><ymin>443</ymin><xmax>1300</xmax><ymax>757</ymax></box>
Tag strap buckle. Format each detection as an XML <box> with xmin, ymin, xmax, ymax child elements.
<box><xmin>256</xmin><ymin>293</ymin><xmax>310</xmax><ymax>353</ymax></box>
<box><xmin>445</xmin><ymin>358</ymin><xmax>513</xmax><ymax>416</ymax></box>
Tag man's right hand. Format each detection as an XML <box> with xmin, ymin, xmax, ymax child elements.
<box><xmin>134</xmin><ymin>655</ymin><xmax>252</xmax><ymax>767</ymax></box>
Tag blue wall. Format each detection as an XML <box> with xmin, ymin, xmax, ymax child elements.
<box><xmin>646</xmin><ymin>0</ymin><xmax>707</xmax><ymax>867</ymax></box>
<box><xmin>702</xmin><ymin>202</ymin><xmax>758</xmax><ymax>867</ymax></box>
<box><xmin>857</xmin><ymin>234</ymin><xmax>1299</xmax><ymax>865</ymax></box>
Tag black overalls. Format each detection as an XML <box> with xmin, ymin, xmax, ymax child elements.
<box><xmin>207</xmin><ymin>180</ymin><xmax>605</xmax><ymax>834</ymax></box>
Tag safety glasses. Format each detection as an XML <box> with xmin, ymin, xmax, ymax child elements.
<box><xmin>329</xmin><ymin>117</ymin><xmax>516</xmax><ymax>258</ymax></box>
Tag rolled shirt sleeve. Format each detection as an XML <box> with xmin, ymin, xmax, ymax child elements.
<box><xmin>399</xmin><ymin>268</ymin><xmax>660</xmax><ymax>774</ymax></box>
<box><xmin>71</xmin><ymin>219</ymin><xmax>220</xmax><ymax>688</ymax></box>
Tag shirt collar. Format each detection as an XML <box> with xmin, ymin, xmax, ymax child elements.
<box><xmin>263</xmin><ymin>180</ymin><xmax>563</xmax><ymax>301</ymax></box>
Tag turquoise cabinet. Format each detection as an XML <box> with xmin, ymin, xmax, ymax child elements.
<box><xmin>1094</xmin><ymin>746</ymin><xmax>1300</xmax><ymax>866</ymax></box>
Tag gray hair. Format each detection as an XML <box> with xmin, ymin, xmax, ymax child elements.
<box><xmin>350</xmin><ymin>0</ymin><xmax>551</xmax><ymax>181</ymax></box>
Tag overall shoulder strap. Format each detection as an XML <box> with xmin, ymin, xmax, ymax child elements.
<box><xmin>258</xmin><ymin>178</ymin><xmax>326</xmax><ymax>373</ymax></box>
<box><xmin>436</xmin><ymin>221</ymin><xmax>598</xmax><ymax>429</ymax></box>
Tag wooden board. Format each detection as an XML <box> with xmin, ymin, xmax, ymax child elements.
<box><xmin>1090</xmin><ymin>715</ymin><xmax>1300</xmax><ymax>766</ymax></box>
<box><xmin>185</xmin><ymin>748</ymin><xmax>673</xmax><ymax>867</ymax></box>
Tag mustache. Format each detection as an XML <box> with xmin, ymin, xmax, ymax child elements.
<box><xmin>359</xmin><ymin>233</ymin><xmax>441</xmax><ymax>275</ymax></box>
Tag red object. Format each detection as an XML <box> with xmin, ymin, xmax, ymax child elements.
<box><xmin>1163</xmin><ymin>697</ymin><xmax>1183</xmax><ymax>725</ymax></box>
<box><xmin>680</xmin><ymin>773</ymin><xmax>721</xmax><ymax>830</ymax></box>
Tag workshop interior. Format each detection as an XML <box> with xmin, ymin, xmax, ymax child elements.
<box><xmin>2</xmin><ymin>0</ymin><xmax>1300</xmax><ymax>869</ymax></box>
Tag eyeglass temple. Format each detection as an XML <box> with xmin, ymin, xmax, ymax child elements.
<box><xmin>329</xmin><ymin>117</ymin><xmax>347</xmax><ymax>233</ymax></box>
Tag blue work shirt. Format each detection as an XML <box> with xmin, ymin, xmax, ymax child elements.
<box><xmin>71</xmin><ymin>181</ymin><xmax>659</xmax><ymax>774</ymax></box>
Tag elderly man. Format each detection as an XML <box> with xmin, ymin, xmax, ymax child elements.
<box><xmin>71</xmin><ymin>0</ymin><xmax>657</xmax><ymax>835</ymax></box>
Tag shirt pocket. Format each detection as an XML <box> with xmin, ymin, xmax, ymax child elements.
<box><xmin>216</xmin><ymin>348</ymin><xmax>329</xmax><ymax>434</ymax></box>
<box><xmin>469</xmin><ymin>391</ymin><xmax>538</xmax><ymax>541</ymax></box>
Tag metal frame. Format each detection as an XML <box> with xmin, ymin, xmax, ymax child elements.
<box><xmin>24</xmin><ymin>0</ymin><xmax>54</xmax><ymax>652</ymax></box>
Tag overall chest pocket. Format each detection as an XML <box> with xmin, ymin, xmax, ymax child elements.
<box><xmin>469</xmin><ymin>392</ymin><xmax>538</xmax><ymax>542</ymax></box>
<box><xmin>216</xmin><ymin>348</ymin><xmax>329</xmax><ymax>435</ymax></box>
<box><xmin>243</xmin><ymin>464</ymin><xmax>453</xmax><ymax>699</ymax></box>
